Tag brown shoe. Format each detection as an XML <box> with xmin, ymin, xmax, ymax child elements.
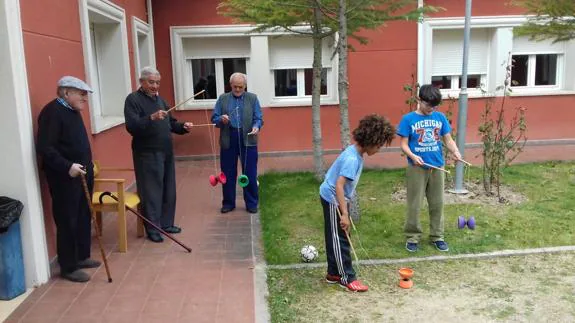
<box><xmin>61</xmin><ymin>269</ymin><xmax>90</xmax><ymax>283</ymax></box>
<box><xmin>77</xmin><ymin>258</ymin><xmax>101</xmax><ymax>269</ymax></box>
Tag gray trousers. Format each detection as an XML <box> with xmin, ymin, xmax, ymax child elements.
<box><xmin>404</xmin><ymin>164</ymin><xmax>445</xmax><ymax>243</ymax></box>
<box><xmin>133</xmin><ymin>150</ymin><xmax>176</xmax><ymax>235</ymax></box>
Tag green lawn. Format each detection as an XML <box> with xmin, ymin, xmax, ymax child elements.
<box><xmin>259</xmin><ymin>161</ymin><xmax>575</xmax><ymax>265</ymax></box>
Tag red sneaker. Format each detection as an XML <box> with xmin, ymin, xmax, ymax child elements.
<box><xmin>340</xmin><ymin>280</ymin><xmax>369</xmax><ymax>292</ymax></box>
<box><xmin>325</xmin><ymin>274</ymin><xmax>341</xmax><ymax>284</ymax></box>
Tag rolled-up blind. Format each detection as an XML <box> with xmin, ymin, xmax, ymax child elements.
<box><xmin>432</xmin><ymin>28</ymin><xmax>489</xmax><ymax>76</ymax></box>
<box><xmin>183</xmin><ymin>37</ymin><xmax>251</xmax><ymax>59</ymax></box>
<box><xmin>269</xmin><ymin>36</ymin><xmax>333</xmax><ymax>69</ymax></box>
<box><xmin>512</xmin><ymin>36</ymin><xmax>565</xmax><ymax>54</ymax></box>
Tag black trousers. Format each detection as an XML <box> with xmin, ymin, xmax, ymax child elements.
<box><xmin>45</xmin><ymin>167</ymin><xmax>93</xmax><ymax>274</ymax></box>
<box><xmin>321</xmin><ymin>196</ymin><xmax>356</xmax><ymax>285</ymax></box>
<box><xmin>133</xmin><ymin>150</ymin><xmax>176</xmax><ymax>235</ymax></box>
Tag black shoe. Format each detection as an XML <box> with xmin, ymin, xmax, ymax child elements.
<box><xmin>61</xmin><ymin>269</ymin><xmax>90</xmax><ymax>283</ymax></box>
<box><xmin>162</xmin><ymin>226</ymin><xmax>182</xmax><ymax>234</ymax></box>
<box><xmin>221</xmin><ymin>206</ymin><xmax>235</xmax><ymax>213</ymax></box>
<box><xmin>246</xmin><ymin>207</ymin><xmax>258</xmax><ymax>214</ymax></box>
<box><xmin>77</xmin><ymin>258</ymin><xmax>101</xmax><ymax>269</ymax></box>
<box><xmin>147</xmin><ymin>232</ymin><xmax>164</xmax><ymax>243</ymax></box>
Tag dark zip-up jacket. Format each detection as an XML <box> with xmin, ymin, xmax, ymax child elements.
<box><xmin>124</xmin><ymin>89</ymin><xmax>188</xmax><ymax>153</ymax></box>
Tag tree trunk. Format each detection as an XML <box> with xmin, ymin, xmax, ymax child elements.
<box><xmin>311</xmin><ymin>5</ymin><xmax>325</xmax><ymax>180</ymax></box>
<box><xmin>338</xmin><ymin>0</ymin><xmax>351</xmax><ymax>148</ymax></box>
<box><xmin>338</xmin><ymin>0</ymin><xmax>360</xmax><ymax>221</ymax></box>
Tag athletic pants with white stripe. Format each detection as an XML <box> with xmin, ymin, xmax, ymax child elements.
<box><xmin>321</xmin><ymin>196</ymin><xmax>356</xmax><ymax>285</ymax></box>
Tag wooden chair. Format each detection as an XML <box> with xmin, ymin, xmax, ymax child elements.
<box><xmin>92</xmin><ymin>161</ymin><xmax>144</xmax><ymax>253</ymax></box>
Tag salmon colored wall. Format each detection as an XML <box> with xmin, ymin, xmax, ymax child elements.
<box><xmin>155</xmin><ymin>0</ymin><xmax>574</xmax><ymax>157</ymax></box>
<box><xmin>443</xmin><ymin>96</ymin><xmax>575</xmax><ymax>143</ymax></box>
<box><xmin>424</xmin><ymin>0</ymin><xmax>575</xmax><ymax>140</ymax></box>
<box><xmin>154</xmin><ymin>1</ymin><xmax>422</xmax><ymax>155</ymax></box>
<box><xmin>426</xmin><ymin>0</ymin><xmax>526</xmax><ymax>17</ymax></box>
<box><xmin>21</xmin><ymin>0</ymin><xmax>148</xmax><ymax>259</ymax></box>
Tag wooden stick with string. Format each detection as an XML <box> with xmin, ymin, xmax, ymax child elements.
<box><xmin>422</xmin><ymin>163</ymin><xmax>450</xmax><ymax>174</ymax></box>
<box><xmin>166</xmin><ymin>89</ymin><xmax>205</xmax><ymax>113</ymax></box>
<box><xmin>459</xmin><ymin>159</ymin><xmax>472</xmax><ymax>166</ymax></box>
<box><xmin>334</xmin><ymin>206</ymin><xmax>359</xmax><ymax>264</ymax></box>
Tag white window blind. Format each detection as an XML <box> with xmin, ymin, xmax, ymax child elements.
<box><xmin>269</xmin><ymin>36</ymin><xmax>333</xmax><ymax>69</ymax></box>
<box><xmin>182</xmin><ymin>37</ymin><xmax>250</xmax><ymax>59</ymax></box>
<box><xmin>512</xmin><ymin>36</ymin><xmax>565</xmax><ymax>54</ymax></box>
<box><xmin>432</xmin><ymin>28</ymin><xmax>489</xmax><ymax>76</ymax></box>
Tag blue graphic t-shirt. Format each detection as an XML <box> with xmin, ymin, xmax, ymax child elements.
<box><xmin>319</xmin><ymin>145</ymin><xmax>364</xmax><ymax>205</ymax></box>
<box><xmin>397</xmin><ymin>111</ymin><xmax>451</xmax><ymax>167</ymax></box>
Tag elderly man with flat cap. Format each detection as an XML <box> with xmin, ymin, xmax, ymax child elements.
<box><xmin>37</xmin><ymin>76</ymin><xmax>101</xmax><ymax>283</ymax></box>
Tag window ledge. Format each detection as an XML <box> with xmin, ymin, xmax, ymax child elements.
<box><xmin>91</xmin><ymin>115</ymin><xmax>125</xmax><ymax>134</ymax></box>
<box><xmin>440</xmin><ymin>89</ymin><xmax>487</xmax><ymax>99</ymax></box>
<box><xmin>268</xmin><ymin>97</ymin><xmax>339</xmax><ymax>108</ymax></box>
<box><xmin>177</xmin><ymin>100</ymin><xmax>217</xmax><ymax>111</ymax></box>
<box><xmin>508</xmin><ymin>89</ymin><xmax>575</xmax><ymax>97</ymax></box>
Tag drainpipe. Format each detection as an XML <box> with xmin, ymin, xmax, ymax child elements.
<box><xmin>417</xmin><ymin>0</ymin><xmax>424</xmax><ymax>85</ymax></box>
<box><xmin>146</xmin><ymin>0</ymin><xmax>157</xmax><ymax>67</ymax></box>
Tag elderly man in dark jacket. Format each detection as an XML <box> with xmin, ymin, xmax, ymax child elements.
<box><xmin>124</xmin><ymin>66</ymin><xmax>193</xmax><ymax>243</ymax></box>
<box><xmin>37</xmin><ymin>76</ymin><xmax>101</xmax><ymax>283</ymax></box>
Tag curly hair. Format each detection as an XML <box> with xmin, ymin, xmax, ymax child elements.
<box><xmin>352</xmin><ymin>114</ymin><xmax>395</xmax><ymax>148</ymax></box>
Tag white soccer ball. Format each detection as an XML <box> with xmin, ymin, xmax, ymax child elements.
<box><xmin>300</xmin><ymin>245</ymin><xmax>319</xmax><ymax>263</ymax></box>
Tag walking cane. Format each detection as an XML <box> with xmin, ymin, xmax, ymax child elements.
<box><xmin>80</xmin><ymin>174</ymin><xmax>113</xmax><ymax>283</ymax></box>
<box><xmin>98</xmin><ymin>192</ymin><xmax>192</xmax><ymax>253</ymax></box>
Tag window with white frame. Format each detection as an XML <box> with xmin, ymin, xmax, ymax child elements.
<box><xmin>170</xmin><ymin>25</ymin><xmax>339</xmax><ymax>109</ymax></box>
<box><xmin>423</xmin><ymin>17</ymin><xmax>575</xmax><ymax>97</ymax></box>
<box><xmin>183</xmin><ymin>37</ymin><xmax>250</xmax><ymax>101</ymax></box>
<box><xmin>431</xmin><ymin>28</ymin><xmax>489</xmax><ymax>91</ymax></box>
<box><xmin>510</xmin><ymin>36</ymin><xmax>564</xmax><ymax>89</ymax></box>
<box><xmin>132</xmin><ymin>17</ymin><xmax>155</xmax><ymax>86</ymax></box>
<box><xmin>269</xmin><ymin>36</ymin><xmax>332</xmax><ymax>99</ymax></box>
<box><xmin>79</xmin><ymin>0</ymin><xmax>132</xmax><ymax>133</ymax></box>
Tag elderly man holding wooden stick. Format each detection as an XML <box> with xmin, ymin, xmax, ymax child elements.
<box><xmin>36</xmin><ymin>76</ymin><xmax>102</xmax><ymax>282</ymax></box>
<box><xmin>124</xmin><ymin>66</ymin><xmax>194</xmax><ymax>243</ymax></box>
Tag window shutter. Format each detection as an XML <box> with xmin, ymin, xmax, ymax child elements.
<box><xmin>182</xmin><ymin>37</ymin><xmax>250</xmax><ymax>59</ymax></box>
<box><xmin>432</xmin><ymin>28</ymin><xmax>489</xmax><ymax>76</ymax></box>
<box><xmin>512</xmin><ymin>36</ymin><xmax>565</xmax><ymax>54</ymax></box>
<box><xmin>269</xmin><ymin>36</ymin><xmax>333</xmax><ymax>69</ymax></box>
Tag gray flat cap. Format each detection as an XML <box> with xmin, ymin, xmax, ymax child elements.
<box><xmin>57</xmin><ymin>76</ymin><xmax>93</xmax><ymax>92</ymax></box>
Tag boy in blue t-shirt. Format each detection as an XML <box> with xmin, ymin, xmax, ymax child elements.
<box><xmin>397</xmin><ymin>84</ymin><xmax>462</xmax><ymax>253</ymax></box>
<box><xmin>320</xmin><ymin>114</ymin><xmax>395</xmax><ymax>292</ymax></box>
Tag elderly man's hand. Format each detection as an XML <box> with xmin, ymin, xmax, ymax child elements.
<box><xmin>183</xmin><ymin>122</ymin><xmax>193</xmax><ymax>131</ymax></box>
<box><xmin>220</xmin><ymin>114</ymin><xmax>230</xmax><ymax>125</ymax></box>
<box><xmin>68</xmin><ymin>163</ymin><xmax>86</xmax><ymax>178</ymax></box>
<box><xmin>150</xmin><ymin>110</ymin><xmax>167</xmax><ymax>121</ymax></box>
<box><xmin>248</xmin><ymin>127</ymin><xmax>259</xmax><ymax>136</ymax></box>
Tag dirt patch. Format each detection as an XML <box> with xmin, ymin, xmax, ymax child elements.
<box><xmin>282</xmin><ymin>252</ymin><xmax>575</xmax><ymax>322</ymax></box>
<box><xmin>391</xmin><ymin>180</ymin><xmax>528</xmax><ymax>206</ymax></box>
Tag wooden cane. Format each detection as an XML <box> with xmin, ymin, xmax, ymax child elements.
<box><xmin>190</xmin><ymin>123</ymin><xmax>215</xmax><ymax>127</ymax></box>
<box><xmin>166</xmin><ymin>90</ymin><xmax>205</xmax><ymax>113</ymax></box>
<box><xmin>80</xmin><ymin>174</ymin><xmax>112</xmax><ymax>283</ymax></box>
<box><xmin>98</xmin><ymin>192</ymin><xmax>192</xmax><ymax>253</ymax></box>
